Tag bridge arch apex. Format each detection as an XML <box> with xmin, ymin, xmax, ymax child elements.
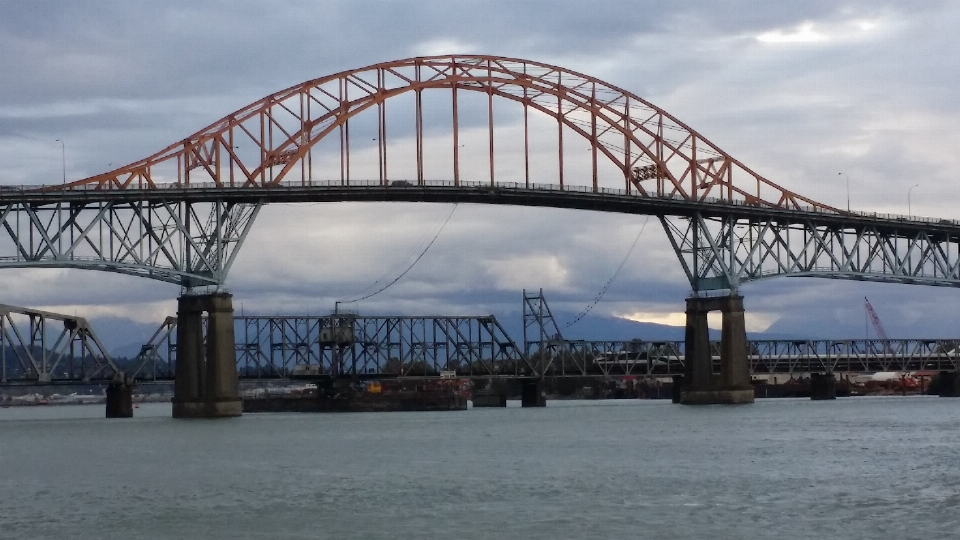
<box><xmin>64</xmin><ymin>55</ymin><xmax>832</xmax><ymax>214</ymax></box>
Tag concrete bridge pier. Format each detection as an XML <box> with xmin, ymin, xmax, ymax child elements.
<box><xmin>521</xmin><ymin>379</ymin><xmax>546</xmax><ymax>407</ymax></box>
<box><xmin>810</xmin><ymin>373</ymin><xmax>837</xmax><ymax>400</ymax></box>
<box><xmin>105</xmin><ymin>380</ymin><xmax>133</xmax><ymax>418</ymax></box>
<box><xmin>680</xmin><ymin>295</ymin><xmax>754</xmax><ymax>405</ymax></box>
<box><xmin>172</xmin><ymin>292</ymin><xmax>242</xmax><ymax>418</ymax></box>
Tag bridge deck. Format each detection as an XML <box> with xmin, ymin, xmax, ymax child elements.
<box><xmin>7</xmin><ymin>180</ymin><xmax>959</xmax><ymax>235</ymax></box>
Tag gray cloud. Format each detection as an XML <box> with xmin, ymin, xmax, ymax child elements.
<box><xmin>1</xmin><ymin>1</ymin><xmax>959</xmax><ymax>347</ymax></box>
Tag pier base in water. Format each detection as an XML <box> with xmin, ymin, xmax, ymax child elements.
<box><xmin>679</xmin><ymin>295</ymin><xmax>754</xmax><ymax>405</ymax></box>
<box><xmin>938</xmin><ymin>371</ymin><xmax>960</xmax><ymax>397</ymax></box>
<box><xmin>172</xmin><ymin>293</ymin><xmax>242</xmax><ymax>418</ymax></box>
<box><xmin>105</xmin><ymin>381</ymin><xmax>133</xmax><ymax>418</ymax></box>
<box><xmin>810</xmin><ymin>373</ymin><xmax>837</xmax><ymax>400</ymax></box>
<box><xmin>521</xmin><ymin>380</ymin><xmax>546</xmax><ymax>407</ymax></box>
<box><xmin>472</xmin><ymin>390</ymin><xmax>508</xmax><ymax>407</ymax></box>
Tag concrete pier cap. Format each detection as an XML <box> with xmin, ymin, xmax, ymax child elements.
<box><xmin>679</xmin><ymin>292</ymin><xmax>754</xmax><ymax>405</ymax></box>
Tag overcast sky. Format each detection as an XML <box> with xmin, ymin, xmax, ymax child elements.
<box><xmin>2</xmin><ymin>0</ymin><xmax>960</xmax><ymax>348</ymax></box>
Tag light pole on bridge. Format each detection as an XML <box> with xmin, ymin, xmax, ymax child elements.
<box><xmin>838</xmin><ymin>172</ymin><xmax>850</xmax><ymax>212</ymax></box>
<box><xmin>908</xmin><ymin>183</ymin><xmax>919</xmax><ymax>219</ymax></box>
<box><xmin>55</xmin><ymin>139</ymin><xmax>65</xmax><ymax>185</ymax></box>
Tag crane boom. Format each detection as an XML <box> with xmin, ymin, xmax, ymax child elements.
<box><xmin>864</xmin><ymin>297</ymin><xmax>890</xmax><ymax>341</ymax></box>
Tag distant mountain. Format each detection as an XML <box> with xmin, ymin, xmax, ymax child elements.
<box><xmin>492</xmin><ymin>309</ymin><xmax>709</xmax><ymax>343</ymax></box>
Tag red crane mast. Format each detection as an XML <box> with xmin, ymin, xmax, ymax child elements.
<box><xmin>864</xmin><ymin>296</ymin><xmax>890</xmax><ymax>341</ymax></box>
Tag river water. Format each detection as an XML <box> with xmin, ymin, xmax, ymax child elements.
<box><xmin>1</xmin><ymin>397</ymin><xmax>958</xmax><ymax>539</ymax></box>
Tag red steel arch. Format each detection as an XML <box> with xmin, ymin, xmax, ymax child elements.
<box><xmin>60</xmin><ymin>55</ymin><xmax>835</xmax><ymax>212</ymax></box>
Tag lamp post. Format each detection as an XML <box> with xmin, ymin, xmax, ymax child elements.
<box><xmin>54</xmin><ymin>139</ymin><xmax>65</xmax><ymax>184</ymax></box>
<box><xmin>908</xmin><ymin>183</ymin><xmax>919</xmax><ymax>219</ymax></box>
<box><xmin>838</xmin><ymin>172</ymin><xmax>850</xmax><ymax>212</ymax></box>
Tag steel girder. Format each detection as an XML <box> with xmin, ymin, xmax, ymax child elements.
<box><xmin>130</xmin><ymin>314</ymin><xmax>533</xmax><ymax>380</ymax></box>
<box><xmin>747</xmin><ymin>339</ymin><xmax>960</xmax><ymax>374</ymax></box>
<box><xmin>126</xmin><ymin>316</ymin><xmax>177</xmax><ymax>381</ymax></box>
<box><xmin>0</xmin><ymin>198</ymin><xmax>261</xmax><ymax>287</ymax></box>
<box><xmin>0</xmin><ymin>303</ymin><xmax>117</xmax><ymax>383</ymax></box>
<box><xmin>522</xmin><ymin>338</ymin><xmax>960</xmax><ymax>378</ymax></box>
<box><xmin>3</xmin><ymin>185</ymin><xmax>959</xmax><ymax>291</ymax></box>
<box><xmin>661</xmin><ymin>212</ymin><xmax>960</xmax><ymax>291</ymax></box>
<box><xmin>120</xmin><ymin>310</ymin><xmax>960</xmax><ymax>382</ymax></box>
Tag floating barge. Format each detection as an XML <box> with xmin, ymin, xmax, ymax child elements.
<box><xmin>242</xmin><ymin>379</ymin><xmax>468</xmax><ymax>413</ymax></box>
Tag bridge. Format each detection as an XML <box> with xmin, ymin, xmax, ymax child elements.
<box><xmin>3</xmin><ymin>55</ymin><xmax>960</xmax><ymax>413</ymax></box>
<box><xmin>4</xmin><ymin>295</ymin><xmax>958</xmax><ymax>385</ymax></box>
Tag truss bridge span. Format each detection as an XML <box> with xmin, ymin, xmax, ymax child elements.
<box><xmin>121</xmin><ymin>313</ymin><xmax>960</xmax><ymax>384</ymax></box>
<box><xmin>2</xmin><ymin>54</ymin><xmax>958</xmax><ymax>291</ymax></box>
<box><xmin>2</xmin><ymin>306</ymin><xmax>957</xmax><ymax>386</ymax></box>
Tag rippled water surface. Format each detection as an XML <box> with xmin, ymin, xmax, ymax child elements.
<box><xmin>2</xmin><ymin>397</ymin><xmax>959</xmax><ymax>539</ymax></box>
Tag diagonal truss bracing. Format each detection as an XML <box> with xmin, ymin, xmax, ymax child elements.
<box><xmin>57</xmin><ymin>55</ymin><xmax>833</xmax><ymax>213</ymax></box>
<box><xmin>661</xmin><ymin>212</ymin><xmax>960</xmax><ymax>291</ymax></box>
<box><xmin>130</xmin><ymin>313</ymin><xmax>534</xmax><ymax>380</ymax></box>
<box><xmin>0</xmin><ymin>199</ymin><xmax>260</xmax><ymax>287</ymax></box>
<box><xmin>0</xmin><ymin>303</ymin><xmax>117</xmax><ymax>383</ymax></box>
<box><xmin>3</xmin><ymin>56</ymin><xmax>959</xmax><ymax>290</ymax></box>
<box><xmin>120</xmin><ymin>305</ymin><xmax>960</xmax><ymax>383</ymax></box>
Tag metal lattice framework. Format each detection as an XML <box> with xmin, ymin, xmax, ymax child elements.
<box><xmin>0</xmin><ymin>304</ymin><xmax>117</xmax><ymax>384</ymax></box>
<box><xmin>531</xmin><ymin>338</ymin><xmax>960</xmax><ymax>377</ymax></box>
<box><xmin>663</xmin><ymin>212</ymin><xmax>960</xmax><ymax>291</ymax></box>
<box><xmin>2</xmin><ymin>54</ymin><xmax>958</xmax><ymax>291</ymax></box>
<box><xmin>0</xmin><ymin>199</ymin><xmax>259</xmax><ymax>286</ymax></box>
<box><xmin>747</xmin><ymin>339</ymin><xmax>960</xmax><ymax>374</ymax></box>
<box><xmin>130</xmin><ymin>313</ymin><xmax>532</xmax><ymax>380</ymax></box>
<box><xmin>124</xmin><ymin>312</ymin><xmax>960</xmax><ymax>381</ymax></box>
<box><xmin>56</xmin><ymin>55</ymin><xmax>826</xmax><ymax>210</ymax></box>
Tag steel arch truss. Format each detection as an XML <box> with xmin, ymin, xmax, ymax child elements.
<box><xmin>0</xmin><ymin>199</ymin><xmax>260</xmax><ymax>287</ymax></box>
<box><xmin>61</xmin><ymin>56</ymin><xmax>832</xmax><ymax>213</ymax></box>
<box><xmin>662</xmin><ymin>213</ymin><xmax>960</xmax><ymax>291</ymax></box>
<box><xmin>15</xmin><ymin>55</ymin><xmax>960</xmax><ymax>291</ymax></box>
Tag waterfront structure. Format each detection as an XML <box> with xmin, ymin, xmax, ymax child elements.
<box><xmin>2</xmin><ymin>56</ymin><xmax>960</xmax><ymax>410</ymax></box>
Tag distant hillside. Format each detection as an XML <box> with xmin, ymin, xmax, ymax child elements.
<box><xmin>493</xmin><ymin>309</ymin><xmax>708</xmax><ymax>343</ymax></box>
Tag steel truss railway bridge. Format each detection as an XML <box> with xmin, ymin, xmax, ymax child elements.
<box><xmin>3</xmin><ymin>55</ymin><xmax>960</xmax><ymax>412</ymax></box>
<box><xmin>2</xmin><ymin>294</ymin><xmax>958</xmax><ymax>386</ymax></box>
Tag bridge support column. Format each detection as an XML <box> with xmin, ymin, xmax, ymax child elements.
<box><xmin>172</xmin><ymin>293</ymin><xmax>242</xmax><ymax>418</ymax></box>
<box><xmin>938</xmin><ymin>371</ymin><xmax>960</xmax><ymax>397</ymax></box>
<box><xmin>810</xmin><ymin>372</ymin><xmax>837</xmax><ymax>400</ymax></box>
<box><xmin>105</xmin><ymin>381</ymin><xmax>133</xmax><ymax>418</ymax></box>
<box><xmin>521</xmin><ymin>379</ymin><xmax>546</xmax><ymax>407</ymax></box>
<box><xmin>680</xmin><ymin>295</ymin><xmax>754</xmax><ymax>405</ymax></box>
<box><xmin>671</xmin><ymin>375</ymin><xmax>685</xmax><ymax>403</ymax></box>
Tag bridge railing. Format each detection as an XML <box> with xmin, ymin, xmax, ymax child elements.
<box><xmin>12</xmin><ymin>179</ymin><xmax>957</xmax><ymax>226</ymax></box>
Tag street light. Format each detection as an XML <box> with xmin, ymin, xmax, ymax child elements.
<box><xmin>838</xmin><ymin>172</ymin><xmax>850</xmax><ymax>212</ymax></box>
<box><xmin>908</xmin><ymin>183</ymin><xmax>919</xmax><ymax>219</ymax></box>
<box><xmin>54</xmin><ymin>139</ymin><xmax>65</xmax><ymax>184</ymax></box>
